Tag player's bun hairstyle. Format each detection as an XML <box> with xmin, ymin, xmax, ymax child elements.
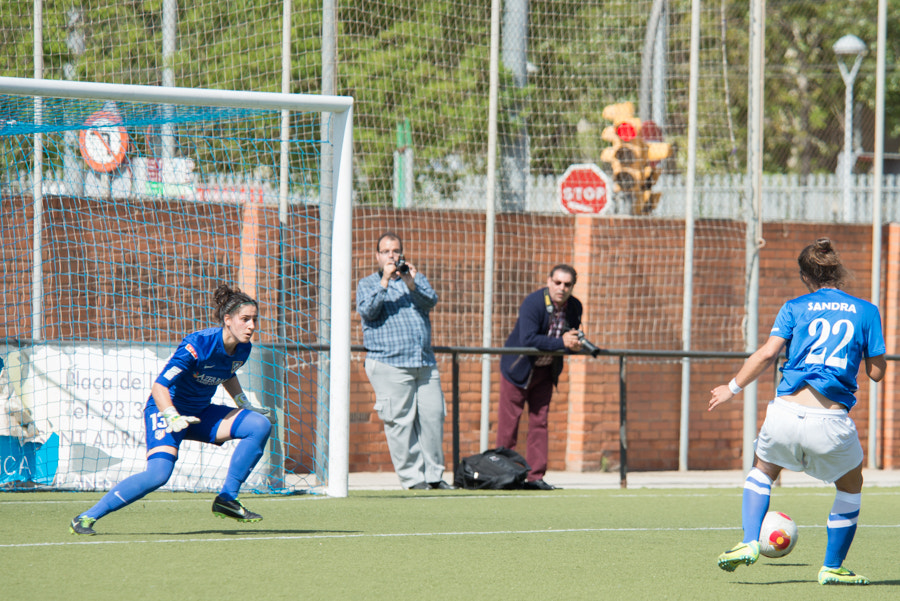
<box><xmin>798</xmin><ymin>238</ymin><xmax>849</xmax><ymax>289</ymax></box>
<box><xmin>214</xmin><ymin>284</ymin><xmax>258</xmax><ymax>322</ymax></box>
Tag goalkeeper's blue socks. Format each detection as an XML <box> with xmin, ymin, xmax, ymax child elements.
<box><xmin>218</xmin><ymin>410</ymin><xmax>271</xmax><ymax>502</ymax></box>
<box><xmin>78</xmin><ymin>410</ymin><xmax>270</xmax><ymax>521</ymax></box>
<box><xmin>80</xmin><ymin>453</ymin><xmax>176</xmax><ymax>520</ymax></box>
<box><xmin>824</xmin><ymin>490</ymin><xmax>861</xmax><ymax>568</ymax></box>
<box><xmin>741</xmin><ymin>467</ymin><xmax>772</xmax><ymax>543</ymax></box>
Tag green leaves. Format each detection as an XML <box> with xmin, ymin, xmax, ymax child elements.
<box><xmin>3</xmin><ymin>0</ymin><xmax>900</xmax><ymax>195</ymax></box>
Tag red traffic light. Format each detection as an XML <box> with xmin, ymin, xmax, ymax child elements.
<box><xmin>615</xmin><ymin>122</ymin><xmax>637</xmax><ymax>142</ymax></box>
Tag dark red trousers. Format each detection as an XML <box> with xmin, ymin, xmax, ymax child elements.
<box><xmin>495</xmin><ymin>365</ymin><xmax>554</xmax><ymax>481</ymax></box>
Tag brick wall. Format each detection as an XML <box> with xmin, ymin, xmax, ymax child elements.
<box><xmin>348</xmin><ymin>215</ymin><xmax>894</xmax><ymax>474</ymax></box>
<box><xmin>4</xmin><ymin>197</ymin><xmax>894</xmax><ymax>474</ymax></box>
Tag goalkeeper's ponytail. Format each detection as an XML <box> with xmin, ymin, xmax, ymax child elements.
<box><xmin>214</xmin><ymin>284</ymin><xmax>258</xmax><ymax>323</ymax></box>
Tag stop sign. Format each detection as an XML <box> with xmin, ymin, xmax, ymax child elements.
<box><xmin>558</xmin><ymin>163</ymin><xmax>612</xmax><ymax>214</ymax></box>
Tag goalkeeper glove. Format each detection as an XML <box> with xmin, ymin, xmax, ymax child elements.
<box><xmin>162</xmin><ymin>406</ymin><xmax>201</xmax><ymax>433</ymax></box>
<box><xmin>234</xmin><ymin>392</ymin><xmax>276</xmax><ymax>423</ymax></box>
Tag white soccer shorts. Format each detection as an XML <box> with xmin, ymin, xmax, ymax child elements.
<box><xmin>755</xmin><ymin>397</ymin><xmax>863</xmax><ymax>484</ymax></box>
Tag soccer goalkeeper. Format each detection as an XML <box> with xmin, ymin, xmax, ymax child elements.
<box><xmin>69</xmin><ymin>284</ymin><xmax>275</xmax><ymax>535</ymax></box>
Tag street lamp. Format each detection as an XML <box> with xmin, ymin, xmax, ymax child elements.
<box><xmin>833</xmin><ymin>34</ymin><xmax>867</xmax><ymax>222</ymax></box>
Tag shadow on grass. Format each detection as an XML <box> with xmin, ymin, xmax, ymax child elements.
<box><xmin>741</xmin><ymin>579</ymin><xmax>900</xmax><ymax>586</ymax></box>
<box><xmin>353</xmin><ymin>490</ymin><xmax>518</xmax><ymax>499</ymax></box>
<box><xmin>733</xmin><ymin>562</ymin><xmax>812</xmax><ymax>585</ymax></box>
<box><xmin>737</xmin><ymin>565</ymin><xmax>900</xmax><ymax>587</ymax></box>
<box><xmin>100</xmin><ymin>528</ymin><xmax>360</xmax><ymax>537</ymax></box>
<box><xmin>182</xmin><ymin>528</ymin><xmax>360</xmax><ymax>536</ymax></box>
<box><xmin>738</xmin><ymin>579</ymin><xmax>812</xmax><ymax>585</ymax></box>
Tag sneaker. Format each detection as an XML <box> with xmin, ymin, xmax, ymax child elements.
<box><xmin>524</xmin><ymin>479</ymin><xmax>558</xmax><ymax>490</ymax></box>
<box><xmin>717</xmin><ymin>541</ymin><xmax>760</xmax><ymax>572</ymax></box>
<box><xmin>428</xmin><ymin>481</ymin><xmax>455</xmax><ymax>490</ymax></box>
<box><xmin>69</xmin><ymin>515</ymin><xmax>97</xmax><ymax>536</ymax></box>
<box><xmin>818</xmin><ymin>566</ymin><xmax>869</xmax><ymax>585</ymax></box>
<box><xmin>212</xmin><ymin>495</ymin><xmax>262</xmax><ymax>522</ymax></box>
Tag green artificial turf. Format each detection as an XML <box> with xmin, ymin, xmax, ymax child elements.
<box><xmin>3</xmin><ymin>486</ymin><xmax>899</xmax><ymax>600</ymax></box>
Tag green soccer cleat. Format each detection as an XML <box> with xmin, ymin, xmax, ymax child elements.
<box><xmin>69</xmin><ymin>515</ymin><xmax>97</xmax><ymax>536</ymax></box>
<box><xmin>818</xmin><ymin>566</ymin><xmax>869</xmax><ymax>585</ymax></box>
<box><xmin>212</xmin><ymin>495</ymin><xmax>263</xmax><ymax>522</ymax></box>
<box><xmin>717</xmin><ymin>541</ymin><xmax>760</xmax><ymax>572</ymax></box>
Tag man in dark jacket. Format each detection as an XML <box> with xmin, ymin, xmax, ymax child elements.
<box><xmin>496</xmin><ymin>264</ymin><xmax>583</xmax><ymax>490</ymax></box>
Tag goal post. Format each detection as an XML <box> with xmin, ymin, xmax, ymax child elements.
<box><xmin>0</xmin><ymin>76</ymin><xmax>353</xmax><ymax>497</ymax></box>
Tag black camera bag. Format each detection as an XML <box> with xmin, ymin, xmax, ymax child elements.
<box><xmin>453</xmin><ymin>447</ymin><xmax>530</xmax><ymax>490</ymax></box>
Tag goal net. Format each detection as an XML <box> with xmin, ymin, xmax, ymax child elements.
<box><xmin>0</xmin><ymin>77</ymin><xmax>353</xmax><ymax>496</ymax></box>
<box><xmin>5</xmin><ymin>0</ymin><xmax>858</xmax><ymax>474</ymax></box>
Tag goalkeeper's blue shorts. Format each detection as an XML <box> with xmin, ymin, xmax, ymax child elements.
<box><xmin>143</xmin><ymin>399</ymin><xmax>235</xmax><ymax>451</ymax></box>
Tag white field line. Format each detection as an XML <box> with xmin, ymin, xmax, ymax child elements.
<box><xmin>3</xmin><ymin>523</ymin><xmax>900</xmax><ymax>549</ymax></box>
<box><xmin>3</xmin><ymin>488</ymin><xmax>899</xmax><ymax>506</ymax></box>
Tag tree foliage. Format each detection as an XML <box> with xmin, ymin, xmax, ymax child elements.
<box><xmin>2</xmin><ymin>0</ymin><xmax>900</xmax><ymax>200</ymax></box>
<box><xmin>724</xmin><ymin>1</ymin><xmax>900</xmax><ymax>175</ymax></box>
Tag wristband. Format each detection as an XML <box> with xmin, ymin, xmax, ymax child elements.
<box><xmin>728</xmin><ymin>378</ymin><xmax>742</xmax><ymax>395</ymax></box>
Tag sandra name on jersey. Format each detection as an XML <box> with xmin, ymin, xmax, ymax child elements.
<box><xmin>807</xmin><ymin>301</ymin><xmax>856</xmax><ymax>313</ymax></box>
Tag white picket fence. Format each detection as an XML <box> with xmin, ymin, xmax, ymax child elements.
<box><xmin>18</xmin><ymin>169</ymin><xmax>900</xmax><ymax>224</ymax></box>
<box><xmin>420</xmin><ymin>172</ymin><xmax>900</xmax><ymax>224</ymax></box>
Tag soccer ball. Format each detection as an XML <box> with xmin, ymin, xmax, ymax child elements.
<box><xmin>759</xmin><ymin>511</ymin><xmax>798</xmax><ymax>558</ymax></box>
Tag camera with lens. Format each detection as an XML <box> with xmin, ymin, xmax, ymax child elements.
<box><xmin>577</xmin><ymin>331</ymin><xmax>602</xmax><ymax>357</ymax></box>
<box><xmin>395</xmin><ymin>256</ymin><xmax>410</xmax><ymax>274</ymax></box>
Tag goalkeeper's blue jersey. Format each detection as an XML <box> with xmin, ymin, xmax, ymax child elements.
<box><xmin>152</xmin><ymin>327</ymin><xmax>252</xmax><ymax>415</ymax></box>
<box><xmin>772</xmin><ymin>287</ymin><xmax>885</xmax><ymax>411</ymax></box>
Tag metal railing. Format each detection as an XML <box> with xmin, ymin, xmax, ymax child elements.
<box><xmin>427</xmin><ymin>345</ymin><xmax>751</xmax><ymax>488</ymax></box>
<box><xmin>6</xmin><ymin>338</ymin><xmax>894</xmax><ymax>488</ymax></box>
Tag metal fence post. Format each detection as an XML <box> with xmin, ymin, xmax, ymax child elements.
<box><xmin>452</xmin><ymin>351</ymin><xmax>461</xmax><ymax>474</ymax></box>
<box><xmin>619</xmin><ymin>355</ymin><xmax>628</xmax><ymax>489</ymax></box>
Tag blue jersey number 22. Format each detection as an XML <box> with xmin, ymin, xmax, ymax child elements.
<box><xmin>804</xmin><ymin>318</ymin><xmax>853</xmax><ymax>370</ymax></box>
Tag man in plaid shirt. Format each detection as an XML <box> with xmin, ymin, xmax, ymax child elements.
<box><xmin>496</xmin><ymin>264</ymin><xmax>584</xmax><ymax>490</ymax></box>
<box><xmin>356</xmin><ymin>232</ymin><xmax>452</xmax><ymax>490</ymax></box>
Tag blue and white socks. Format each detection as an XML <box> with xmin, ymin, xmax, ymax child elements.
<box><xmin>824</xmin><ymin>490</ymin><xmax>861</xmax><ymax>568</ymax></box>
<box><xmin>741</xmin><ymin>467</ymin><xmax>773</xmax><ymax>544</ymax></box>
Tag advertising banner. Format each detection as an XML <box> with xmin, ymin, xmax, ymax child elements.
<box><xmin>0</xmin><ymin>344</ymin><xmax>272</xmax><ymax>491</ymax></box>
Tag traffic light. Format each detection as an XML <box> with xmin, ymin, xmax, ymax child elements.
<box><xmin>637</xmin><ymin>140</ymin><xmax>672</xmax><ymax>215</ymax></box>
<box><xmin>599</xmin><ymin>102</ymin><xmax>643</xmax><ymax>207</ymax></box>
<box><xmin>599</xmin><ymin>102</ymin><xmax>671</xmax><ymax>215</ymax></box>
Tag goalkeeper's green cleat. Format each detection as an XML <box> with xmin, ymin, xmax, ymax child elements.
<box><xmin>212</xmin><ymin>495</ymin><xmax>262</xmax><ymax>522</ymax></box>
<box><xmin>717</xmin><ymin>541</ymin><xmax>760</xmax><ymax>572</ymax></box>
<box><xmin>818</xmin><ymin>566</ymin><xmax>869</xmax><ymax>585</ymax></box>
<box><xmin>69</xmin><ymin>515</ymin><xmax>97</xmax><ymax>536</ymax></box>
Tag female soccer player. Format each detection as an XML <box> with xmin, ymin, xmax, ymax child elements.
<box><xmin>69</xmin><ymin>284</ymin><xmax>274</xmax><ymax>535</ymax></box>
<box><xmin>709</xmin><ymin>238</ymin><xmax>886</xmax><ymax>585</ymax></box>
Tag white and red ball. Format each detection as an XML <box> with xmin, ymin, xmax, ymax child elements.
<box><xmin>759</xmin><ymin>511</ymin><xmax>798</xmax><ymax>558</ymax></box>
